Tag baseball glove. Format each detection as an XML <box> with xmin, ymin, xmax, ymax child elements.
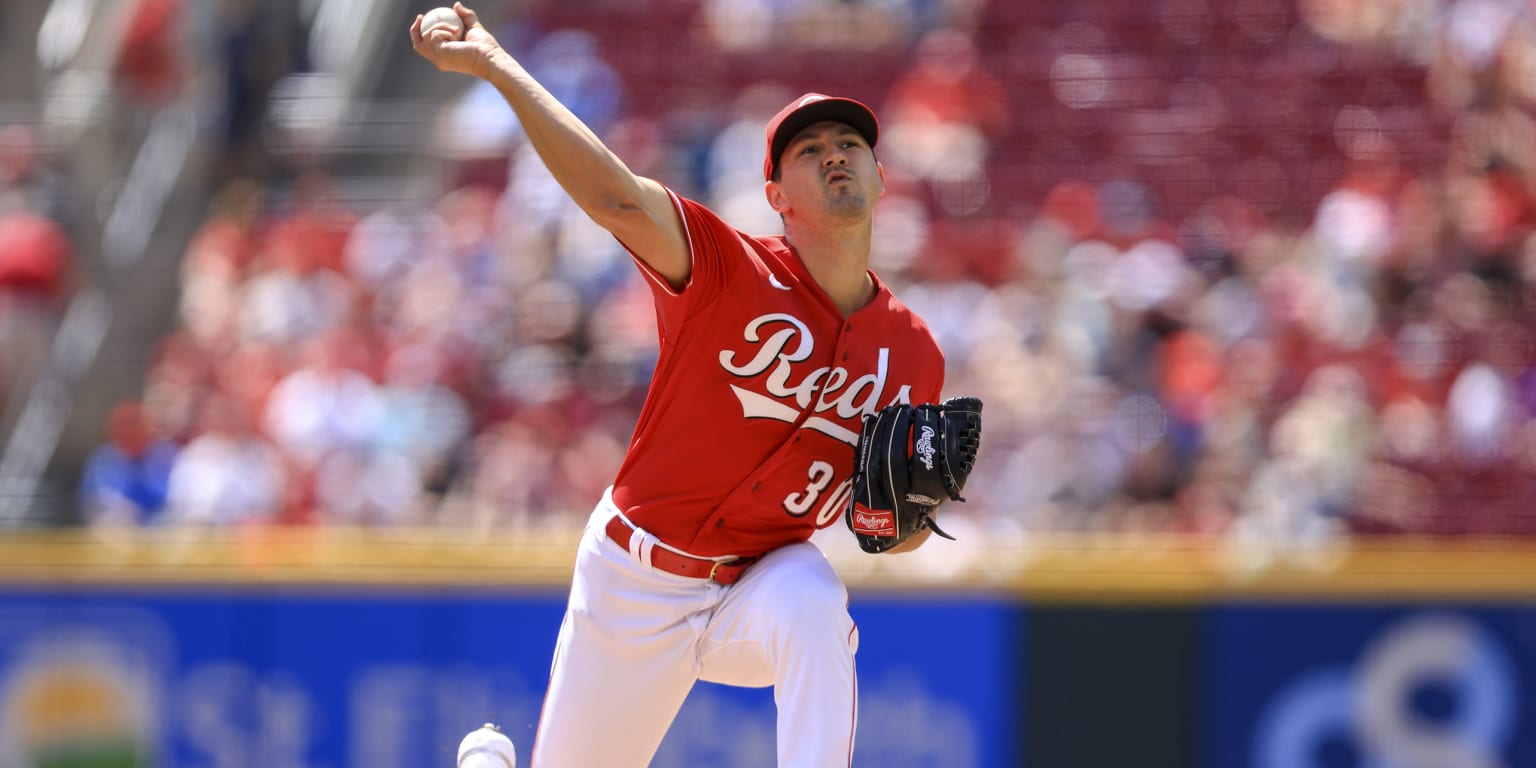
<box><xmin>845</xmin><ymin>396</ymin><xmax>983</xmax><ymax>554</ymax></box>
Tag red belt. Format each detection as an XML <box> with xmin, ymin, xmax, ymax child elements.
<box><xmin>604</xmin><ymin>516</ymin><xmax>758</xmax><ymax>585</ymax></box>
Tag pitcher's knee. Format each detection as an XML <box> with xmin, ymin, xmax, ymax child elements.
<box><xmin>772</xmin><ymin>576</ymin><xmax>851</xmax><ymax>639</ymax></box>
<box><xmin>751</xmin><ymin>544</ymin><xmax>853</xmax><ymax>643</ymax></box>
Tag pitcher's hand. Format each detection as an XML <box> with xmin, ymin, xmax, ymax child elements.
<box><xmin>410</xmin><ymin>2</ymin><xmax>506</xmax><ymax>80</ymax></box>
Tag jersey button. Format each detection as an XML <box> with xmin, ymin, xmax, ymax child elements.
<box><xmin>715</xmin><ymin>519</ymin><xmax>725</xmax><ymax>528</ymax></box>
<box><xmin>751</xmin><ymin>482</ymin><xmax>762</xmax><ymax>491</ymax></box>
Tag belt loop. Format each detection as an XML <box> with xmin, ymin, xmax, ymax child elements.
<box><xmin>637</xmin><ymin>535</ymin><xmax>656</xmax><ymax>569</ymax></box>
<box><xmin>626</xmin><ymin>524</ymin><xmax>647</xmax><ymax>566</ymax></box>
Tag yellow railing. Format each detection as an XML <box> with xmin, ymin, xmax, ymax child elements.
<box><xmin>2</xmin><ymin>529</ymin><xmax>1535</xmax><ymax>600</ymax></box>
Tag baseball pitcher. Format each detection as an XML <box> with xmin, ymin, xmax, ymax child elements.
<box><xmin>413</xmin><ymin>5</ymin><xmax>983</xmax><ymax>765</ymax></box>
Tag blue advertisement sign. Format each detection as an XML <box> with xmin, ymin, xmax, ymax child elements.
<box><xmin>1207</xmin><ymin>605</ymin><xmax>1536</xmax><ymax>768</ymax></box>
<box><xmin>0</xmin><ymin>588</ymin><xmax>1018</xmax><ymax>767</ymax></box>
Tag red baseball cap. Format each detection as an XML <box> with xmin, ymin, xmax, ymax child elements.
<box><xmin>762</xmin><ymin>93</ymin><xmax>879</xmax><ymax>181</ymax></box>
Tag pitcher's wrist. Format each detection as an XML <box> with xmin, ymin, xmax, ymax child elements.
<box><xmin>474</xmin><ymin>48</ymin><xmax>515</xmax><ymax>82</ymax></box>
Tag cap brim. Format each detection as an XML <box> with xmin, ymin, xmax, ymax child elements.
<box><xmin>768</xmin><ymin>98</ymin><xmax>879</xmax><ymax>179</ymax></box>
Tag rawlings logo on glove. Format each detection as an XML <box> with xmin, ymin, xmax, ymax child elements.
<box><xmin>914</xmin><ymin>426</ymin><xmax>936</xmax><ymax>469</ymax></box>
<box><xmin>844</xmin><ymin>396</ymin><xmax>984</xmax><ymax>554</ymax></box>
<box><xmin>851</xmin><ymin>509</ymin><xmax>897</xmax><ymax>536</ymax></box>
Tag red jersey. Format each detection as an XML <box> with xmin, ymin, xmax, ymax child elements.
<box><xmin>611</xmin><ymin>192</ymin><xmax>944</xmax><ymax>558</ymax></box>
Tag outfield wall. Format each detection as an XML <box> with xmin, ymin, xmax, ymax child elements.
<box><xmin>0</xmin><ymin>531</ymin><xmax>1531</xmax><ymax>767</ymax></box>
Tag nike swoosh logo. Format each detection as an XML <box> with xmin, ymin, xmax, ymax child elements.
<box><xmin>769</xmin><ymin>273</ymin><xmax>792</xmax><ymax>291</ymax></box>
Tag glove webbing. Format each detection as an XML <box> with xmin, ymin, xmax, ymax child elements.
<box><xmin>939</xmin><ymin>401</ymin><xmax>982</xmax><ymax>503</ymax></box>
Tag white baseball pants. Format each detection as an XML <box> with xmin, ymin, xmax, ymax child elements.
<box><xmin>530</xmin><ymin>490</ymin><xmax>859</xmax><ymax>767</ymax></box>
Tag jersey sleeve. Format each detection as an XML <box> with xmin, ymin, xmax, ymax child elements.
<box><xmin>621</xmin><ymin>189</ymin><xmax>747</xmax><ymax>345</ymax></box>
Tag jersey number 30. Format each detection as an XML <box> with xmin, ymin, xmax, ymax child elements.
<box><xmin>783</xmin><ymin>460</ymin><xmax>853</xmax><ymax>527</ymax></box>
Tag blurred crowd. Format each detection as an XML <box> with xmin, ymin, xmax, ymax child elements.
<box><xmin>70</xmin><ymin>0</ymin><xmax>1536</xmax><ymax>545</ymax></box>
<box><xmin>0</xmin><ymin>123</ymin><xmax>75</xmax><ymax>442</ymax></box>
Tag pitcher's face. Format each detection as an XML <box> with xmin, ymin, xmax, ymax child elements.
<box><xmin>768</xmin><ymin>121</ymin><xmax>884</xmax><ymax>223</ymax></box>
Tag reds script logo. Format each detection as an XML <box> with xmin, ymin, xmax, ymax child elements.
<box><xmin>719</xmin><ymin>313</ymin><xmax>911</xmax><ymax>445</ymax></box>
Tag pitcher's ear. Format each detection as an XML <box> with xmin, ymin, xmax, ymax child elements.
<box><xmin>765</xmin><ymin>181</ymin><xmax>790</xmax><ymax>213</ymax></box>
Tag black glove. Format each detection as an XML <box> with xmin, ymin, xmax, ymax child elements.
<box><xmin>845</xmin><ymin>396</ymin><xmax>983</xmax><ymax>554</ymax></box>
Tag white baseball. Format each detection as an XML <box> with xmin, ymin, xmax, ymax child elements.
<box><xmin>457</xmin><ymin>723</ymin><xmax>516</xmax><ymax>768</ymax></box>
<box><xmin>421</xmin><ymin>6</ymin><xmax>465</xmax><ymax>41</ymax></box>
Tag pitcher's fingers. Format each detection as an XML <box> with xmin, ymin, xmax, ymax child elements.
<box><xmin>409</xmin><ymin>14</ymin><xmax>425</xmax><ymax>46</ymax></box>
<box><xmin>455</xmin><ymin>2</ymin><xmax>481</xmax><ymax>30</ymax></box>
